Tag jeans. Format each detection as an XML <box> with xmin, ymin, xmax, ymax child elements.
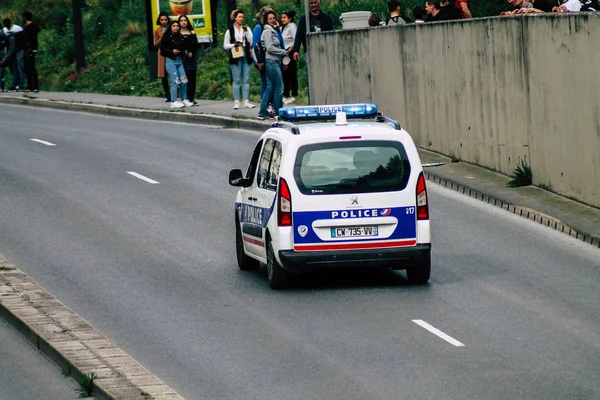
<box><xmin>165</xmin><ymin>57</ymin><xmax>187</xmax><ymax>102</ymax></box>
<box><xmin>230</xmin><ymin>58</ymin><xmax>251</xmax><ymax>101</ymax></box>
<box><xmin>259</xmin><ymin>59</ymin><xmax>283</xmax><ymax>117</ymax></box>
<box><xmin>10</xmin><ymin>50</ymin><xmax>25</xmax><ymax>90</ymax></box>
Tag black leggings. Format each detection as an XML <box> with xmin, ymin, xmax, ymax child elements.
<box><xmin>161</xmin><ymin>74</ymin><xmax>170</xmax><ymax>101</ymax></box>
<box><xmin>186</xmin><ymin>69</ymin><xmax>197</xmax><ymax>102</ymax></box>
<box><xmin>283</xmin><ymin>59</ymin><xmax>298</xmax><ymax>98</ymax></box>
<box><xmin>25</xmin><ymin>52</ymin><xmax>39</xmax><ymax>91</ymax></box>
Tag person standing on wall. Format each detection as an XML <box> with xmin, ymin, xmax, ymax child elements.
<box><xmin>291</xmin><ymin>0</ymin><xmax>334</xmax><ymax>62</ymax></box>
<box><xmin>223</xmin><ymin>9</ymin><xmax>255</xmax><ymax>110</ymax></box>
<box><xmin>154</xmin><ymin>11</ymin><xmax>171</xmax><ymax>102</ymax></box>
<box><xmin>22</xmin><ymin>11</ymin><xmax>40</xmax><ymax>92</ymax></box>
<box><xmin>178</xmin><ymin>15</ymin><xmax>199</xmax><ymax>106</ymax></box>
<box><xmin>281</xmin><ymin>10</ymin><xmax>297</xmax><ymax>104</ymax></box>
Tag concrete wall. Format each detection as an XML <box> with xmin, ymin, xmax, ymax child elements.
<box><xmin>307</xmin><ymin>13</ymin><xmax>600</xmax><ymax>208</ymax></box>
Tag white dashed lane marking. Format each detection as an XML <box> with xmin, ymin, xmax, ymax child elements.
<box><xmin>127</xmin><ymin>171</ymin><xmax>159</xmax><ymax>184</ymax></box>
<box><xmin>30</xmin><ymin>139</ymin><xmax>56</xmax><ymax>146</ymax></box>
<box><xmin>412</xmin><ymin>319</ymin><xmax>465</xmax><ymax>347</ymax></box>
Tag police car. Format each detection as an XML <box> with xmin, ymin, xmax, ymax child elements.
<box><xmin>229</xmin><ymin>103</ymin><xmax>431</xmax><ymax>289</ymax></box>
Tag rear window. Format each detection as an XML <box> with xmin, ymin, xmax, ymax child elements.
<box><xmin>293</xmin><ymin>141</ymin><xmax>411</xmax><ymax>195</ymax></box>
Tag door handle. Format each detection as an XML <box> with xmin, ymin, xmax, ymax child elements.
<box><xmin>247</xmin><ymin>197</ymin><xmax>257</xmax><ymax>201</ymax></box>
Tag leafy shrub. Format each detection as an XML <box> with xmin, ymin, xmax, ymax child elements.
<box><xmin>507</xmin><ymin>159</ymin><xmax>532</xmax><ymax>187</ymax></box>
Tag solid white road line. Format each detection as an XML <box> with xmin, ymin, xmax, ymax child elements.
<box><xmin>412</xmin><ymin>319</ymin><xmax>465</xmax><ymax>347</ymax></box>
<box><xmin>127</xmin><ymin>171</ymin><xmax>159</xmax><ymax>184</ymax></box>
<box><xmin>30</xmin><ymin>139</ymin><xmax>56</xmax><ymax>146</ymax></box>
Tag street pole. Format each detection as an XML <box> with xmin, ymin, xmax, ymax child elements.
<box><xmin>73</xmin><ymin>0</ymin><xmax>86</xmax><ymax>71</ymax></box>
<box><xmin>304</xmin><ymin>0</ymin><xmax>311</xmax><ymax>104</ymax></box>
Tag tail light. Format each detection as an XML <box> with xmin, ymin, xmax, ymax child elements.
<box><xmin>416</xmin><ymin>172</ymin><xmax>429</xmax><ymax>220</ymax></box>
<box><xmin>278</xmin><ymin>178</ymin><xmax>292</xmax><ymax>226</ymax></box>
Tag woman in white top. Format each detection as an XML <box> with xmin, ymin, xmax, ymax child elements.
<box><xmin>280</xmin><ymin>10</ymin><xmax>298</xmax><ymax>104</ymax></box>
<box><xmin>223</xmin><ymin>9</ymin><xmax>255</xmax><ymax>110</ymax></box>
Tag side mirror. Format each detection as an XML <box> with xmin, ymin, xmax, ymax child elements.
<box><xmin>229</xmin><ymin>169</ymin><xmax>245</xmax><ymax>187</ymax></box>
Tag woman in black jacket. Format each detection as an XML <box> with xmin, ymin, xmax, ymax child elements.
<box><xmin>178</xmin><ymin>15</ymin><xmax>199</xmax><ymax>106</ymax></box>
<box><xmin>160</xmin><ymin>21</ymin><xmax>192</xmax><ymax>109</ymax></box>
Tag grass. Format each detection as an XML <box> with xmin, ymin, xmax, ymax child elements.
<box><xmin>75</xmin><ymin>372</ymin><xmax>96</xmax><ymax>398</ymax></box>
<box><xmin>507</xmin><ymin>159</ymin><xmax>532</xmax><ymax>187</ymax></box>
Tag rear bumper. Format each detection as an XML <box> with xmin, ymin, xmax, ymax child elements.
<box><xmin>278</xmin><ymin>244</ymin><xmax>431</xmax><ymax>273</ymax></box>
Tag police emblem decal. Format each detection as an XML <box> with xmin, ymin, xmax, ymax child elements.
<box><xmin>297</xmin><ymin>225</ymin><xmax>309</xmax><ymax>237</ymax></box>
<box><xmin>350</xmin><ymin>196</ymin><xmax>359</xmax><ymax>205</ymax></box>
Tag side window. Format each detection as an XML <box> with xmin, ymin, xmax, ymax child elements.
<box><xmin>263</xmin><ymin>140</ymin><xmax>282</xmax><ymax>191</ymax></box>
<box><xmin>246</xmin><ymin>140</ymin><xmax>264</xmax><ymax>184</ymax></box>
<box><xmin>256</xmin><ymin>139</ymin><xmax>275</xmax><ymax>189</ymax></box>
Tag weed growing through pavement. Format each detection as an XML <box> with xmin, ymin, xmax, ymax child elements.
<box><xmin>76</xmin><ymin>372</ymin><xmax>96</xmax><ymax>398</ymax></box>
<box><xmin>507</xmin><ymin>159</ymin><xmax>532</xmax><ymax>187</ymax></box>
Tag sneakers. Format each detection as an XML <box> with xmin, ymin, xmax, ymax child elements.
<box><xmin>287</xmin><ymin>96</ymin><xmax>296</xmax><ymax>104</ymax></box>
<box><xmin>267</xmin><ymin>104</ymin><xmax>274</xmax><ymax>113</ymax></box>
<box><xmin>182</xmin><ymin>99</ymin><xmax>194</xmax><ymax>107</ymax></box>
<box><xmin>233</xmin><ymin>100</ymin><xmax>240</xmax><ymax>110</ymax></box>
<box><xmin>244</xmin><ymin>100</ymin><xmax>255</xmax><ymax>109</ymax></box>
<box><xmin>171</xmin><ymin>101</ymin><xmax>185</xmax><ymax>109</ymax></box>
<box><xmin>256</xmin><ymin>115</ymin><xmax>266</xmax><ymax>120</ymax></box>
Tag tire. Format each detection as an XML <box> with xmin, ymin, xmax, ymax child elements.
<box><xmin>235</xmin><ymin>216</ymin><xmax>258</xmax><ymax>271</ymax></box>
<box><xmin>406</xmin><ymin>256</ymin><xmax>431</xmax><ymax>285</ymax></box>
<box><xmin>266</xmin><ymin>240</ymin><xmax>290</xmax><ymax>289</ymax></box>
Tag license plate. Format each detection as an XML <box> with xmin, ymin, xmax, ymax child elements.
<box><xmin>331</xmin><ymin>226</ymin><xmax>378</xmax><ymax>238</ymax></box>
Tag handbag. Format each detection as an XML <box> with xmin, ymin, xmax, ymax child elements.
<box><xmin>231</xmin><ymin>45</ymin><xmax>244</xmax><ymax>59</ymax></box>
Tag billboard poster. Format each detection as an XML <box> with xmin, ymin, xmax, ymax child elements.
<box><xmin>151</xmin><ymin>0</ymin><xmax>213</xmax><ymax>43</ymax></box>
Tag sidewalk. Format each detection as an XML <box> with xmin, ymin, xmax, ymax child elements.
<box><xmin>1</xmin><ymin>91</ymin><xmax>599</xmax><ymax>248</ymax></box>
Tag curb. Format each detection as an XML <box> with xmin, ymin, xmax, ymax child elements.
<box><xmin>2</xmin><ymin>95</ymin><xmax>598</xmax><ymax>250</ymax></box>
<box><xmin>0</xmin><ymin>256</ymin><xmax>185</xmax><ymax>400</ymax></box>
<box><xmin>0</xmin><ymin>96</ymin><xmax>269</xmax><ymax>133</ymax></box>
<box><xmin>424</xmin><ymin>173</ymin><xmax>600</xmax><ymax>248</ymax></box>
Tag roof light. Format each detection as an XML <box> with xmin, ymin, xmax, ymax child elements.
<box><xmin>335</xmin><ymin>112</ymin><xmax>347</xmax><ymax>126</ymax></box>
<box><xmin>279</xmin><ymin>103</ymin><xmax>378</xmax><ymax>122</ymax></box>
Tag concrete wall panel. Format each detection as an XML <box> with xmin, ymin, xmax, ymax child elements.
<box><xmin>307</xmin><ymin>15</ymin><xmax>599</xmax><ymax>207</ymax></box>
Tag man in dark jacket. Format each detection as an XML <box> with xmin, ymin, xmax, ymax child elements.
<box><xmin>292</xmin><ymin>0</ymin><xmax>334</xmax><ymax>62</ymax></box>
<box><xmin>22</xmin><ymin>11</ymin><xmax>40</xmax><ymax>92</ymax></box>
<box><xmin>0</xmin><ymin>28</ymin><xmax>17</xmax><ymax>92</ymax></box>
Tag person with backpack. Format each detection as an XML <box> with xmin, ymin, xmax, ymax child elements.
<box><xmin>223</xmin><ymin>9</ymin><xmax>255</xmax><ymax>110</ymax></box>
<box><xmin>252</xmin><ymin>6</ymin><xmax>275</xmax><ymax>101</ymax></box>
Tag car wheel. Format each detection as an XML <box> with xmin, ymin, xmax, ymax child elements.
<box><xmin>266</xmin><ymin>240</ymin><xmax>290</xmax><ymax>289</ymax></box>
<box><xmin>406</xmin><ymin>256</ymin><xmax>431</xmax><ymax>285</ymax></box>
<box><xmin>236</xmin><ymin>216</ymin><xmax>258</xmax><ymax>271</ymax></box>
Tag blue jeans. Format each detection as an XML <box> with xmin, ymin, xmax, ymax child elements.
<box><xmin>259</xmin><ymin>59</ymin><xmax>283</xmax><ymax>117</ymax></box>
<box><xmin>10</xmin><ymin>50</ymin><xmax>25</xmax><ymax>90</ymax></box>
<box><xmin>165</xmin><ymin>58</ymin><xmax>187</xmax><ymax>101</ymax></box>
<box><xmin>230</xmin><ymin>58</ymin><xmax>251</xmax><ymax>101</ymax></box>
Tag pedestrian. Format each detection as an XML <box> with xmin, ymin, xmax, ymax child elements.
<box><xmin>0</xmin><ymin>28</ymin><xmax>8</xmax><ymax>92</ymax></box>
<box><xmin>2</xmin><ymin>18</ymin><xmax>25</xmax><ymax>92</ymax></box>
<box><xmin>413</xmin><ymin>6</ymin><xmax>427</xmax><ymax>23</ymax></box>
<box><xmin>154</xmin><ymin>11</ymin><xmax>171</xmax><ymax>102</ymax></box>
<box><xmin>22</xmin><ymin>11</ymin><xmax>40</xmax><ymax>92</ymax></box>
<box><xmin>292</xmin><ymin>0</ymin><xmax>334</xmax><ymax>62</ymax></box>
<box><xmin>280</xmin><ymin>10</ymin><xmax>298</xmax><ymax>105</ymax></box>
<box><xmin>368</xmin><ymin>12</ymin><xmax>385</xmax><ymax>27</ymax></box>
<box><xmin>257</xmin><ymin>10</ymin><xmax>288</xmax><ymax>120</ymax></box>
<box><xmin>223</xmin><ymin>9</ymin><xmax>255</xmax><ymax>110</ymax></box>
<box><xmin>178</xmin><ymin>15</ymin><xmax>199</xmax><ymax>106</ymax></box>
<box><xmin>252</xmin><ymin>7</ymin><xmax>275</xmax><ymax>102</ymax></box>
<box><xmin>160</xmin><ymin>20</ymin><xmax>193</xmax><ymax>109</ymax></box>
<box><xmin>386</xmin><ymin>0</ymin><xmax>407</xmax><ymax>25</ymax></box>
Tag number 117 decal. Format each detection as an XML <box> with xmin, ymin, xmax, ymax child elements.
<box><xmin>406</xmin><ymin>207</ymin><xmax>416</xmax><ymax>215</ymax></box>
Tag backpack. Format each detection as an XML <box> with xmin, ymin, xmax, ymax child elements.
<box><xmin>251</xmin><ymin>25</ymin><xmax>266</xmax><ymax>64</ymax></box>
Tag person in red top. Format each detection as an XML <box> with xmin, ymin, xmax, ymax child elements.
<box><xmin>455</xmin><ymin>0</ymin><xmax>472</xmax><ymax>18</ymax></box>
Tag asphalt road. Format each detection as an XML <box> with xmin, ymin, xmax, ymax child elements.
<box><xmin>0</xmin><ymin>104</ymin><xmax>599</xmax><ymax>400</ymax></box>
<box><xmin>0</xmin><ymin>317</ymin><xmax>79</xmax><ymax>399</ymax></box>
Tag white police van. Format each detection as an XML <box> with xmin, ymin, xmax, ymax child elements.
<box><xmin>229</xmin><ymin>104</ymin><xmax>431</xmax><ymax>289</ymax></box>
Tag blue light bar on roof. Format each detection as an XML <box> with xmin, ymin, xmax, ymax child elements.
<box><xmin>279</xmin><ymin>103</ymin><xmax>378</xmax><ymax>121</ymax></box>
